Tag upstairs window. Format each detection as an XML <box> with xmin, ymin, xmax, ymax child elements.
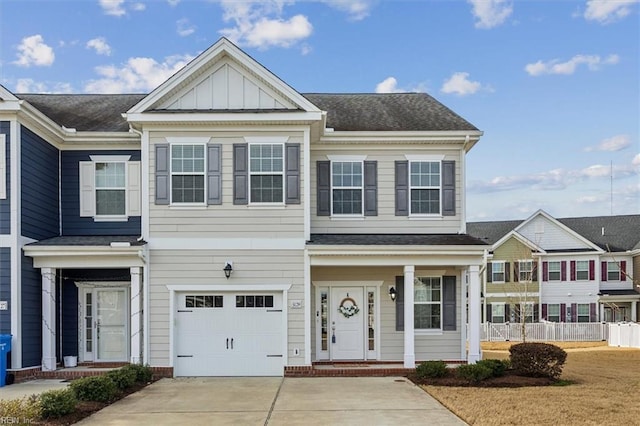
<box><xmin>332</xmin><ymin>161</ymin><xmax>363</xmax><ymax>215</ymax></box>
<box><xmin>607</xmin><ymin>262</ymin><xmax>620</xmax><ymax>281</ymax></box>
<box><xmin>548</xmin><ymin>261</ymin><xmax>561</xmax><ymax>281</ymax></box>
<box><xmin>249</xmin><ymin>144</ymin><xmax>284</xmax><ymax>203</ymax></box>
<box><xmin>518</xmin><ymin>260</ymin><xmax>533</xmax><ymax>282</ymax></box>
<box><xmin>95</xmin><ymin>162</ymin><xmax>126</xmax><ymax>216</ymax></box>
<box><xmin>492</xmin><ymin>261</ymin><xmax>505</xmax><ymax>283</ymax></box>
<box><xmin>410</xmin><ymin>161</ymin><xmax>440</xmax><ymax>215</ymax></box>
<box><xmin>576</xmin><ymin>260</ymin><xmax>589</xmax><ymax>281</ymax></box>
<box><xmin>171</xmin><ymin>144</ymin><xmax>205</xmax><ymax>204</ymax></box>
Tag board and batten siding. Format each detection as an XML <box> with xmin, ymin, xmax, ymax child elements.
<box><xmin>0</xmin><ymin>248</ymin><xmax>10</xmax><ymax>335</ymax></box>
<box><xmin>310</xmin><ymin>266</ymin><xmax>464</xmax><ymax>362</ymax></box>
<box><xmin>61</xmin><ymin>150</ymin><xmax>141</xmax><ymax>236</ymax></box>
<box><xmin>148</xmin><ymin>249</ymin><xmax>305</xmax><ymax>367</ymax></box>
<box><xmin>21</xmin><ymin>126</ymin><xmax>59</xmax><ymax>240</ymax></box>
<box><xmin>0</xmin><ymin>121</ymin><xmax>10</xmax><ymax>234</ymax></box>
<box><xmin>148</xmin><ymin>132</ymin><xmax>305</xmax><ymax>239</ymax></box>
<box><xmin>310</xmin><ymin>147</ymin><xmax>463</xmax><ymax>234</ymax></box>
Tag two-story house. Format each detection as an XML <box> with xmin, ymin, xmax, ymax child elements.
<box><xmin>468</xmin><ymin>210</ymin><xmax>640</xmax><ymax>324</ymax></box>
<box><xmin>2</xmin><ymin>38</ymin><xmax>487</xmax><ymax>379</ymax></box>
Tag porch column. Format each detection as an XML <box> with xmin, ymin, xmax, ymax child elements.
<box><xmin>632</xmin><ymin>301</ymin><xmax>638</xmax><ymax>322</ymax></box>
<box><xmin>403</xmin><ymin>265</ymin><xmax>415</xmax><ymax>368</ymax></box>
<box><xmin>41</xmin><ymin>267</ymin><xmax>56</xmax><ymax>371</ymax></box>
<box><xmin>130</xmin><ymin>267</ymin><xmax>141</xmax><ymax>364</ymax></box>
<box><xmin>599</xmin><ymin>303</ymin><xmax>605</xmax><ymax>322</ymax></box>
<box><xmin>468</xmin><ymin>264</ymin><xmax>481</xmax><ymax>364</ymax></box>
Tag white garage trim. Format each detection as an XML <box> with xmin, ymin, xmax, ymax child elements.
<box><xmin>167</xmin><ymin>284</ymin><xmax>291</xmax><ymax>371</ymax></box>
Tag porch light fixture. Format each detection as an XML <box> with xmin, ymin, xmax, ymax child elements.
<box><xmin>223</xmin><ymin>261</ymin><xmax>233</xmax><ymax>279</ymax></box>
<box><xmin>388</xmin><ymin>286</ymin><xmax>397</xmax><ymax>302</ymax></box>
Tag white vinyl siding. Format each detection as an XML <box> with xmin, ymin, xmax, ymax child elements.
<box><xmin>79</xmin><ymin>158</ymin><xmax>140</xmax><ymax>219</ymax></box>
<box><xmin>409</xmin><ymin>161</ymin><xmax>440</xmax><ymax>215</ymax></box>
<box><xmin>249</xmin><ymin>143</ymin><xmax>284</xmax><ymax>203</ymax></box>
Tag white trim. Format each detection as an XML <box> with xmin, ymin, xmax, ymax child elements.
<box><xmin>303</xmin><ymin>127</ymin><xmax>310</xmax><ymax>240</ymax></box>
<box><xmin>244</xmin><ymin>136</ymin><xmax>290</xmax><ymax>144</ymax></box>
<box><xmin>407</xmin><ymin>158</ymin><xmax>443</xmax><ymax>217</ymax></box>
<box><xmin>126</xmin><ymin>111</ymin><xmax>323</xmax><ymax>124</ymax></box>
<box><xmin>10</xmin><ymin>119</ymin><xmax>21</xmax><ymax>368</ymax></box>
<box><xmin>0</xmin><ymin>133</ymin><xmax>6</xmax><ymax>199</ymax></box>
<box><xmin>165</xmin><ymin>137</ymin><xmax>211</xmax><ymax>144</ymax></box>
<box><xmin>404</xmin><ymin>154</ymin><xmax>445</xmax><ymax>161</ymax></box>
<box><xmin>248</xmin><ymin>141</ymin><xmax>285</xmax><ymax>205</ymax></box>
<box><xmin>89</xmin><ymin>155</ymin><xmax>131</xmax><ymax>162</ymax></box>
<box><xmin>148</xmin><ymin>237</ymin><xmax>305</xmax><ymax>250</ymax></box>
<box><xmin>169</xmin><ymin>141</ymin><xmax>207</xmax><ymax>206</ymax></box>
<box><xmin>41</xmin><ymin>268</ymin><xmax>56</xmax><ymax>371</ymax></box>
<box><xmin>312</xmin><ymin>281</ymin><xmax>384</xmax><ymax>288</ymax></box>
<box><xmin>166</xmin><ymin>284</ymin><xmax>293</xmax><ymax>292</ymax></box>
<box><xmin>304</xmin><ymin>250</ymin><xmax>311</xmax><ymax>365</ymax></box>
<box><xmin>141</xmin><ymin>130</ymin><xmax>150</xmax><ymax>241</ymax></box>
<box><xmin>326</xmin><ymin>155</ymin><xmax>367</xmax><ymax>161</ymax></box>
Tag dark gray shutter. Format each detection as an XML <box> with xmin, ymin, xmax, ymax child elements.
<box><xmin>395</xmin><ymin>161</ymin><xmax>408</xmax><ymax>216</ymax></box>
<box><xmin>317</xmin><ymin>161</ymin><xmax>330</xmax><ymax>216</ymax></box>
<box><xmin>487</xmin><ymin>262</ymin><xmax>493</xmax><ymax>283</ymax></box>
<box><xmin>442</xmin><ymin>276</ymin><xmax>456</xmax><ymax>331</ymax></box>
<box><xmin>207</xmin><ymin>144</ymin><xmax>222</xmax><ymax>205</ymax></box>
<box><xmin>486</xmin><ymin>304</ymin><xmax>492</xmax><ymax>322</ymax></box>
<box><xmin>285</xmin><ymin>143</ymin><xmax>300</xmax><ymax>204</ymax></box>
<box><xmin>534</xmin><ymin>304</ymin><xmax>540</xmax><ymax>322</ymax></box>
<box><xmin>442</xmin><ymin>160</ymin><xmax>455</xmax><ymax>216</ymax></box>
<box><xmin>505</xmin><ymin>304</ymin><xmax>511</xmax><ymax>322</ymax></box>
<box><xmin>155</xmin><ymin>144</ymin><xmax>170</xmax><ymax>205</ymax></box>
<box><xmin>364</xmin><ymin>160</ymin><xmax>377</xmax><ymax>216</ymax></box>
<box><xmin>395</xmin><ymin>276</ymin><xmax>404</xmax><ymax>331</ymax></box>
<box><xmin>514</xmin><ymin>262</ymin><xmax>520</xmax><ymax>282</ymax></box>
<box><xmin>505</xmin><ymin>262</ymin><xmax>511</xmax><ymax>282</ymax></box>
<box><xmin>233</xmin><ymin>144</ymin><xmax>248</xmax><ymax>205</ymax></box>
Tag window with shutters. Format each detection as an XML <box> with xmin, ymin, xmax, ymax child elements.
<box><xmin>414</xmin><ymin>277</ymin><xmax>441</xmax><ymax>329</ymax></box>
<box><xmin>577</xmin><ymin>304</ymin><xmax>590</xmax><ymax>323</ymax></box>
<box><xmin>409</xmin><ymin>161</ymin><xmax>440</xmax><ymax>215</ymax></box>
<box><xmin>576</xmin><ymin>260</ymin><xmax>589</xmax><ymax>280</ymax></box>
<box><xmin>95</xmin><ymin>162</ymin><xmax>126</xmax><ymax>216</ymax></box>
<box><xmin>171</xmin><ymin>144</ymin><xmax>205</xmax><ymax>204</ymax></box>
<box><xmin>491</xmin><ymin>303</ymin><xmax>505</xmax><ymax>323</ymax></box>
<box><xmin>518</xmin><ymin>260</ymin><xmax>533</xmax><ymax>282</ymax></box>
<box><xmin>492</xmin><ymin>261</ymin><xmax>505</xmax><ymax>283</ymax></box>
<box><xmin>607</xmin><ymin>262</ymin><xmax>620</xmax><ymax>281</ymax></box>
<box><xmin>332</xmin><ymin>161</ymin><xmax>363</xmax><ymax>215</ymax></box>
<box><xmin>548</xmin><ymin>261</ymin><xmax>561</xmax><ymax>281</ymax></box>
<box><xmin>249</xmin><ymin>143</ymin><xmax>284</xmax><ymax>203</ymax></box>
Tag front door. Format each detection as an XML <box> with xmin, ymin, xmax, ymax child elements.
<box><xmin>82</xmin><ymin>287</ymin><xmax>129</xmax><ymax>362</ymax></box>
<box><xmin>331</xmin><ymin>287</ymin><xmax>365</xmax><ymax>360</ymax></box>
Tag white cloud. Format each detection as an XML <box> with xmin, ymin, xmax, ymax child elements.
<box><xmin>633</xmin><ymin>153</ymin><xmax>640</xmax><ymax>166</ymax></box>
<box><xmin>585</xmin><ymin>134</ymin><xmax>631</xmax><ymax>152</ymax></box>
<box><xmin>218</xmin><ymin>1</ymin><xmax>313</xmax><ymax>49</ymax></box>
<box><xmin>177</xmin><ymin>18</ymin><xmax>196</xmax><ymax>37</ymax></box>
<box><xmin>99</xmin><ymin>0</ymin><xmax>126</xmax><ymax>16</ymax></box>
<box><xmin>15</xmin><ymin>78</ymin><xmax>72</xmax><ymax>93</ymax></box>
<box><xmin>321</xmin><ymin>0</ymin><xmax>373</xmax><ymax>21</ymax></box>
<box><xmin>84</xmin><ymin>54</ymin><xmax>194</xmax><ymax>93</ymax></box>
<box><xmin>374</xmin><ymin>76</ymin><xmax>427</xmax><ymax>94</ymax></box>
<box><xmin>167</xmin><ymin>0</ymin><xmax>180</xmax><ymax>5</ymax></box>
<box><xmin>468</xmin><ymin>0</ymin><xmax>513</xmax><ymax>29</ymax></box>
<box><xmin>14</xmin><ymin>35</ymin><xmax>55</xmax><ymax>67</ymax></box>
<box><xmin>131</xmin><ymin>2</ymin><xmax>145</xmax><ymax>11</ymax></box>
<box><xmin>86</xmin><ymin>37</ymin><xmax>112</xmax><ymax>56</ymax></box>
<box><xmin>584</xmin><ymin>0</ymin><xmax>638</xmax><ymax>24</ymax></box>
<box><xmin>525</xmin><ymin>54</ymin><xmax>619</xmax><ymax>76</ymax></box>
<box><xmin>441</xmin><ymin>72</ymin><xmax>482</xmax><ymax>96</ymax></box>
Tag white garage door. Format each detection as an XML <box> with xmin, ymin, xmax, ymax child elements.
<box><xmin>174</xmin><ymin>292</ymin><xmax>284</xmax><ymax>376</ymax></box>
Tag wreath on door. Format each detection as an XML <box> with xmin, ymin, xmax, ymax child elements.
<box><xmin>338</xmin><ymin>297</ymin><xmax>360</xmax><ymax>318</ymax></box>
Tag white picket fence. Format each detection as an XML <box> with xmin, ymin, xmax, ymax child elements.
<box><xmin>608</xmin><ymin>323</ymin><xmax>640</xmax><ymax>348</ymax></box>
<box><xmin>479</xmin><ymin>322</ymin><xmax>609</xmax><ymax>342</ymax></box>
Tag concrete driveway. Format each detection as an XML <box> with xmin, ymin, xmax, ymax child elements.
<box><xmin>76</xmin><ymin>376</ymin><xmax>466</xmax><ymax>425</ymax></box>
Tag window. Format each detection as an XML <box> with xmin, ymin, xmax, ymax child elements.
<box><xmin>548</xmin><ymin>261</ymin><xmax>561</xmax><ymax>281</ymax></box>
<box><xmin>410</xmin><ymin>161</ymin><xmax>440</xmax><ymax>215</ymax></box>
<box><xmin>185</xmin><ymin>295</ymin><xmax>223</xmax><ymax>308</ymax></box>
<box><xmin>576</xmin><ymin>260</ymin><xmax>589</xmax><ymax>280</ymax></box>
<box><xmin>367</xmin><ymin>291</ymin><xmax>375</xmax><ymax>351</ymax></box>
<box><xmin>171</xmin><ymin>144</ymin><xmax>205</xmax><ymax>203</ymax></box>
<box><xmin>577</xmin><ymin>304</ymin><xmax>590</xmax><ymax>323</ymax></box>
<box><xmin>414</xmin><ymin>277</ymin><xmax>441</xmax><ymax>329</ymax></box>
<box><xmin>492</xmin><ymin>262</ymin><xmax>505</xmax><ymax>283</ymax></box>
<box><xmin>491</xmin><ymin>304</ymin><xmax>505</xmax><ymax>323</ymax></box>
<box><xmin>519</xmin><ymin>260</ymin><xmax>533</xmax><ymax>282</ymax></box>
<box><xmin>249</xmin><ymin>144</ymin><xmax>284</xmax><ymax>203</ymax></box>
<box><xmin>547</xmin><ymin>304</ymin><xmax>560</xmax><ymax>322</ymax></box>
<box><xmin>607</xmin><ymin>262</ymin><xmax>620</xmax><ymax>281</ymax></box>
<box><xmin>519</xmin><ymin>303</ymin><xmax>535</xmax><ymax>323</ymax></box>
<box><xmin>332</xmin><ymin>161</ymin><xmax>362</xmax><ymax>214</ymax></box>
<box><xmin>235</xmin><ymin>295</ymin><xmax>274</xmax><ymax>308</ymax></box>
<box><xmin>95</xmin><ymin>162</ymin><xmax>126</xmax><ymax>216</ymax></box>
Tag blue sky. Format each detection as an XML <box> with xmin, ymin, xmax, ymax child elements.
<box><xmin>1</xmin><ymin>0</ymin><xmax>638</xmax><ymax>221</ymax></box>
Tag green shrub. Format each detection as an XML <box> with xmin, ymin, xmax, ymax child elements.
<box><xmin>416</xmin><ymin>360</ymin><xmax>448</xmax><ymax>379</ymax></box>
<box><xmin>509</xmin><ymin>342</ymin><xmax>567</xmax><ymax>379</ymax></box>
<box><xmin>70</xmin><ymin>375</ymin><xmax>117</xmax><ymax>402</ymax></box>
<box><xmin>456</xmin><ymin>363</ymin><xmax>493</xmax><ymax>383</ymax></box>
<box><xmin>0</xmin><ymin>395</ymin><xmax>41</xmax><ymax>421</ymax></box>
<box><xmin>121</xmin><ymin>363</ymin><xmax>153</xmax><ymax>383</ymax></box>
<box><xmin>476</xmin><ymin>359</ymin><xmax>508</xmax><ymax>377</ymax></box>
<box><xmin>107</xmin><ymin>367</ymin><xmax>137</xmax><ymax>390</ymax></box>
<box><xmin>39</xmin><ymin>388</ymin><xmax>77</xmax><ymax>419</ymax></box>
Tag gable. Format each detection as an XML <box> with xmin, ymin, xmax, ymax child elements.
<box><xmin>158</xmin><ymin>56</ymin><xmax>297</xmax><ymax>111</ymax></box>
<box><xmin>518</xmin><ymin>215</ymin><xmax>594</xmax><ymax>251</ymax></box>
<box><xmin>494</xmin><ymin>235</ymin><xmax>538</xmax><ymax>259</ymax></box>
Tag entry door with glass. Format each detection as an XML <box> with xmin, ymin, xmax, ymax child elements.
<box><xmin>82</xmin><ymin>287</ymin><xmax>129</xmax><ymax>362</ymax></box>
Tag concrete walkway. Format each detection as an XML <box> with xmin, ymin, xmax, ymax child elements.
<box><xmin>76</xmin><ymin>377</ymin><xmax>466</xmax><ymax>425</ymax></box>
<box><xmin>0</xmin><ymin>379</ymin><xmax>69</xmax><ymax>400</ymax></box>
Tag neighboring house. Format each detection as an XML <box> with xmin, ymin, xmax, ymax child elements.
<box><xmin>1</xmin><ymin>38</ymin><xmax>487</xmax><ymax>377</ymax></box>
<box><xmin>468</xmin><ymin>210</ymin><xmax>640</xmax><ymax>324</ymax></box>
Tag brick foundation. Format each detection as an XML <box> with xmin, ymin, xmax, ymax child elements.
<box><xmin>8</xmin><ymin>364</ymin><xmax>174</xmax><ymax>383</ymax></box>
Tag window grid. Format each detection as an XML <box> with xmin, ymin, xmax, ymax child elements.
<box><xmin>249</xmin><ymin>144</ymin><xmax>284</xmax><ymax>203</ymax></box>
<box><xmin>409</xmin><ymin>161</ymin><xmax>441</xmax><ymax>215</ymax></box>
<box><xmin>332</xmin><ymin>161</ymin><xmax>363</xmax><ymax>215</ymax></box>
<box><xmin>607</xmin><ymin>262</ymin><xmax>620</xmax><ymax>281</ymax></box>
<box><xmin>491</xmin><ymin>304</ymin><xmax>505</xmax><ymax>323</ymax></box>
<box><xmin>95</xmin><ymin>162</ymin><xmax>126</xmax><ymax>216</ymax></box>
<box><xmin>235</xmin><ymin>295</ymin><xmax>274</xmax><ymax>308</ymax></box>
<box><xmin>492</xmin><ymin>262</ymin><xmax>505</xmax><ymax>283</ymax></box>
<box><xmin>547</xmin><ymin>304</ymin><xmax>560</xmax><ymax>322</ymax></box>
<box><xmin>414</xmin><ymin>277</ymin><xmax>441</xmax><ymax>329</ymax></box>
<box><xmin>548</xmin><ymin>261</ymin><xmax>561</xmax><ymax>281</ymax></box>
<box><xmin>171</xmin><ymin>144</ymin><xmax>205</xmax><ymax>204</ymax></box>
<box><xmin>576</xmin><ymin>260</ymin><xmax>589</xmax><ymax>280</ymax></box>
<box><xmin>577</xmin><ymin>303</ymin><xmax>590</xmax><ymax>323</ymax></box>
<box><xmin>519</xmin><ymin>260</ymin><xmax>533</xmax><ymax>282</ymax></box>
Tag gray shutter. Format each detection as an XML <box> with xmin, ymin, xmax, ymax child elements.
<box><xmin>514</xmin><ymin>262</ymin><xmax>520</xmax><ymax>282</ymax></box>
<box><xmin>487</xmin><ymin>262</ymin><xmax>493</xmax><ymax>283</ymax></box>
<box><xmin>285</xmin><ymin>143</ymin><xmax>300</xmax><ymax>204</ymax></box>
<box><xmin>207</xmin><ymin>144</ymin><xmax>222</xmax><ymax>205</ymax></box>
<box><xmin>155</xmin><ymin>144</ymin><xmax>170</xmax><ymax>205</ymax></box>
<box><xmin>442</xmin><ymin>160</ymin><xmax>455</xmax><ymax>216</ymax></box>
<box><xmin>395</xmin><ymin>161</ymin><xmax>408</xmax><ymax>216</ymax></box>
<box><xmin>486</xmin><ymin>304</ymin><xmax>492</xmax><ymax>322</ymax></box>
<box><xmin>364</xmin><ymin>160</ymin><xmax>377</xmax><ymax>216</ymax></box>
<box><xmin>233</xmin><ymin>144</ymin><xmax>248</xmax><ymax>205</ymax></box>
<box><xmin>317</xmin><ymin>161</ymin><xmax>330</xmax><ymax>216</ymax></box>
<box><xmin>395</xmin><ymin>276</ymin><xmax>404</xmax><ymax>331</ymax></box>
<box><xmin>443</xmin><ymin>276</ymin><xmax>456</xmax><ymax>331</ymax></box>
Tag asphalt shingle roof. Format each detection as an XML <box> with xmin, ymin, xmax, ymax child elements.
<box><xmin>307</xmin><ymin>233</ymin><xmax>487</xmax><ymax>246</ymax></box>
<box><xmin>17</xmin><ymin>92</ymin><xmax>478</xmax><ymax>133</ymax></box>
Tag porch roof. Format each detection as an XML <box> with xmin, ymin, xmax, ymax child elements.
<box><xmin>26</xmin><ymin>235</ymin><xmax>146</xmax><ymax>246</ymax></box>
<box><xmin>307</xmin><ymin>233</ymin><xmax>487</xmax><ymax>246</ymax></box>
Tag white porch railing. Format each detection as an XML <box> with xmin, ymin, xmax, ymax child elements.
<box><xmin>608</xmin><ymin>323</ymin><xmax>640</xmax><ymax>348</ymax></box>
<box><xmin>478</xmin><ymin>322</ymin><xmax>609</xmax><ymax>342</ymax></box>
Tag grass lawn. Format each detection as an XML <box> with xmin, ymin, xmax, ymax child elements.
<box><xmin>422</xmin><ymin>343</ymin><xmax>640</xmax><ymax>425</ymax></box>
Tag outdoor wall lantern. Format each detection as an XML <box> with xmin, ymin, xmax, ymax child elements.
<box><xmin>223</xmin><ymin>261</ymin><xmax>233</xmax><ymax>279</ymax></box>
<box><xmin>388</xmin><ymin>286</ymin><xmax>397</xmax><ymax>302</ymax></box>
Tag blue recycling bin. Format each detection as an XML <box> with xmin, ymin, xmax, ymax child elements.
<box><xmin>0</xmin><ymin>334</ymin><xmax>11</xmax><ymax>387</ymax></box>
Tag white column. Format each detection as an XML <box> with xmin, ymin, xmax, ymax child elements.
<box><xmin>41</xmin><ymin>267</ymin><xmax>56</xmax><ymax>371</ymax></box>
<box><xmin>632</xmin><ymin>301</ymin><xmax>637</xmax><ymax>322</ymax></box>
<box><xmin>403</xmin><ymin>265</ymin><xmax>415</xmax><ymax>368</ymax></box>
<box><xmin>600</xmin><ymin>303</ymin><xmax>605</xmax><ymax>322</ymax></box>
<box><xmin>467</xmin><ymin>264</ymin><xmax>481</xmax><ymax>364</ymax></box>
<box><xmin>130</xmin><ymin>267</ymin><xmax>141</xmax><ymax>364</ymax></box>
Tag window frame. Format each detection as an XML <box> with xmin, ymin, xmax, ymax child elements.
<box><xmin>576</xmin><ymin>260</ymin><xmax>589</xmax><ymax>281</ymax></box>
<box><xmin>492</xmin><ymin>261</ymin><xmax>506</xmax><ymax>283</ymax></box>
<box><xmin>248</xmin><ymin>142</ymin><xmax>285</xmax><ymax>205</ymax></box>
<box><xmin>577</xmin><ymin>303</ymin><xmax>590</xmax><ymax>323</ymax></box>
<box><xmin>413</xmin><ymin>276</ymin><xmax>442</xmax><ymax>330</ymax></box>
<box><xmin>330</xmin><ymin>159</ymin><xmax>364</xmax><ymax>216</ymax></box>
<box><xmin>547</xmin><ymin>304</ymin><xmax>560</xmax><ymax>322</ymax></box>
<box><xmin>548</xmin><ymin>261</ymin><xmax>561</xmax><ymax>281</ymax></box>
<box><xmin>607</xmin><ymin>262</ymin><xmax>620</xmax><ymax>281</ymax></box>
<box><xmin>518</xmin><ymin>260</ymin><xmax>533</xmax><ymax>282</ymax></box>
<box><xmin>491</xmin><ymin>303</ymin><xmax>505</xmax><ymax>323</ymax></box>
<box><xmin>94</xmin><ymin>160</ymin><xmax>127</xmax><ymax>219</ymax></box>
<box><xmin>170</xmin><ymin>142</ymin><xmax>206</xmax><ymax>205</ymax></box>
<box><xmin>408</xmin><ymin>160</ymin><xmax>442</xmax><ymax>216</ymax></box>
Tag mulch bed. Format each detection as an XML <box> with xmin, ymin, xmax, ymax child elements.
<box><xmin>407</xmin><ymin>369</ymin><xmax>555</xmax><ymax>387</ymax></box>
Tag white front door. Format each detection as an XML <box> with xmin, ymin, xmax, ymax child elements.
<box><xmin>331</xmin><ymin>287</ymin><xmax>365</xmax><ymax>360</ymax></box>
<box><xmin>81</xmin><ymin>287</ymin><xmax>129</xmax><ymax>362</ymax></box>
